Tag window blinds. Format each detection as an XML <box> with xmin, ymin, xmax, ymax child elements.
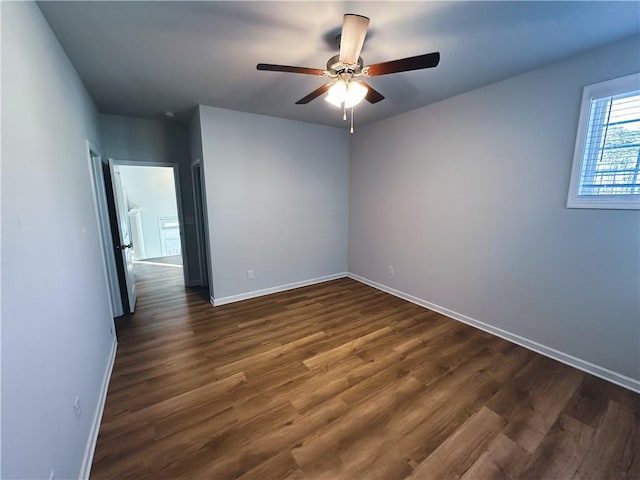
<box><xmin>579</xmin><ymin>91</ymin><xmax>640</xmax><ymax>196</ymax></box>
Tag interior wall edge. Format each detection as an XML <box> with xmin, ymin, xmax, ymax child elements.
<box><xmin>348</xmin><ymin>272</ymin><xmax>640</xmax><ymax>394</ymax></box>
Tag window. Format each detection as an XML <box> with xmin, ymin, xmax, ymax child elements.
<box><xmin>158</xmin><ymin>217</ymin><xmax>182</xmax><ymax>256</ymax></box>
<box><xmin>567</xmin><ymin>73</ymin><xmax>640</xmax><ymax>209</ymax></box>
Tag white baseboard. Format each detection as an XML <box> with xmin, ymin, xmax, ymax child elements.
<box><xmin>348</xmin><ymin>273</ymin><xmax>640</xmax><ymax>394</ymax></box>
<box><xmin>79</xmin><ymin>337</ymin><xmax>117</xmax><ymax>480</ymax></box>
<box><xmin>211</xmin><ymin>272</ymin><xmax>348</xmax><ymax>307</ymax></box>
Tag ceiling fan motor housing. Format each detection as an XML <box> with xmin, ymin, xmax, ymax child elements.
<box><xmin>326</xmin><ymin>55</ymin><xmax>364</xmax><ymax>77</ymax></box>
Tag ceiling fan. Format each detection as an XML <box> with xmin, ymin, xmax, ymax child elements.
<box><xmin>256</xmin><ymin>14</ymin><xmax>440</xmax><ymax>132</ymax></box>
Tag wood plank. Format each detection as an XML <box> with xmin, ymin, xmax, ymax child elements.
<box><xmin>488</xmin><ymin>355</ymin><xmax>585</xmax><ymax>453</ymax></box>
<box><xmin>410</xmin><ymin>406</ymin><xmax>505</xmax><ymax>479</ymax></box>
<box><xmin>302</xmin><ymin>326</ymin><xmax>395</xmax><ymax>369</ymax></box>
<box><xmin>572</xmin><ymin>400</ymin><xmax>639</xmax><ymax>479</ymax></box>
<box><xmin>460</xmin><ymin>433</ymin><xmax>529</xmax><ymax>480</ymax></box>
<box><xmin>518</xmin><ymin>414</ymin><xmax>594</xmax><ymax>480</ymax></box>
<box><xmin>290</xmin><ymin>375</ymin><xmax>425</xmax><ymax>471</ymax></box>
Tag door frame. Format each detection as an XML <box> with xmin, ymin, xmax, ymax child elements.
<box><xmin>191</xmin><ymin>159</ymin><xmax>213</xmax><ymax>295</ymax></box>
<box><xmin>86</xmin><ymin>141</ymin><xmax>123</xmax><ymax>317</ymax></box>
<box><xmin>109</xmin><ymin>159</ymin><xmax>190</xmax><ymax>287</ymax></box>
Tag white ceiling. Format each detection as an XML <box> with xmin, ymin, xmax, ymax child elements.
<box><xmin>38</xmin><ymin>1</ymin><xmax>640</xmax><ymax>128</ymax></box>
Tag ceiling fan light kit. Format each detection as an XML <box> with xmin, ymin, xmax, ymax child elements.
<box><xmin>325</xmin><ymin>80</ymin><xmax>368</xmax><ymax>109</ymax></box>
<box><xmin>257</xmin><ymin>13</ymin><xmax>441</xmax><ymax>133</ymax></box>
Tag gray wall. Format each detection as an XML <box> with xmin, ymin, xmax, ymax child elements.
<box><xmin>99</xmin><ymin>114</ymin><xmax>199</xmax><ymax>284</ymax></box>
<box><xmin>1</xmin><ymin>3</ymin><xmax>116</xmax><ymax>478</ymax></box>
<box><xmin>118</xmin><ymin>165</ymin><xmax>179</xmax><ymax>259</ymax></box>
<box><xmin>349</xmin><ymin>36</ymin><xmax>640</xmax><ymax>383</ymax></box>
<box><xmin>188</xmin><ymin>108</ymin><xmax>204</xmax><ymax>167</ymax></box>
<box><xmin>199</xmin><ymin>106</ymin><xmax>349</xmax><ymax>300</ymax></box>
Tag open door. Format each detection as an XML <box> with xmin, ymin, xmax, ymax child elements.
<box><xmin>110</xmin><ymin>161</ymin><xmax>137</xmax><ymax>313</ymax></box>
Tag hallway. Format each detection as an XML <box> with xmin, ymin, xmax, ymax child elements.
<box><xmin>114</xmin><ymin>262</ymin><xmax>206</xmax><ymax>336</ymax></box>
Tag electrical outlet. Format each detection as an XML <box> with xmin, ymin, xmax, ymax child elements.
<box><xmin>247</xmin><ymin>270</ymin><xmax>254</xmax><ymax>279</ymax></box>
<box><xmin>388</xmin><ymin>266</ymin><xmax>394</xmax><ymax>276</ymax></box>
<box><xmin>73</xmin><ymin>397</ymin><xmax>82</xmax><ymax>422</ymax></box>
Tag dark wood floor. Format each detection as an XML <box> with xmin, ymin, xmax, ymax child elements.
<box><xmin>92</xmin><ymin>264</ymin><xmax>640</xmax><ymax>479</ymax></box>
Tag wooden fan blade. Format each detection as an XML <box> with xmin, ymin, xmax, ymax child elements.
<box><xmin>257</xmin><ymin>64</ymin><xmax>324</xmax><ymax>76</ymax></box>
<box><xmin>339</xmin><ymin>14</ymin><xmax>370</xmax><ymax>65</ymax></box>
<box><xmin>367</xmin><ymin>52</ymin><xmax>440</xmax><ymax>76</ymax></box>
<box><xmin>361</xmin><ymin>82</ymin><xmax>385</xmax><ymax>104</ymax></box>
<box><xmin>295</xmin><ymin>84</ymin><xmax>331</xmax><ymax>104</ymax></box>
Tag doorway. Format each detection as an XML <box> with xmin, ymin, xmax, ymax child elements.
<box><xmin>107</xmin><ymin>160</ymin><xmax>188</xmax><ymax>315</ymax></box>
<box><xmin>117</xmin><ymin>165</ymin><xmax>184</xmax><ymax>266</ymax></box>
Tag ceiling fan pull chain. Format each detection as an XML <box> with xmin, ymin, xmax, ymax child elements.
<box><xmin>350</xmin><ymin>107</ymin><xmax>354</xmax><ymax>134</ymax></box>
<box><xmin>343</xmin><ymin>104</ymin><xmax>347</xmax><ymax>121</ymax></box>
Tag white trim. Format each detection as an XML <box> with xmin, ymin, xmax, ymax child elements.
<box><xmin>128</xmin><ymin>208</ymin><xmax>145</xmax><ymax>260</ymax></box>
<box><xmin>78</xmin><ymin>338</ymin><xmax>117</xmax><ymax>480</ymax></box>
<box><xmin>86</xmin><ymin>142</ymin><xmax>123</xmax><ymax>317</ymax></box>
<box><xmin>567</xmin><ymin>72</ymin><xmax>640</xmax><ymax>210</ymax></box>
<box><xmin>348</xmin><ymin>272</ymin><xmax>640</xmax><ymax>393</ymax></box>
<box><xmin>211</xmin><ymin>272</ymin><xmax>348</xmax><ymax>307</ymax></box>
<box><xmin>567</xmin><ymin>195</ymin><xmax>640</xmax><ymax>210</ymax></box>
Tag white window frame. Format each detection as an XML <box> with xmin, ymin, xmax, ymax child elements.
<box><xmin>567</xmin><ymin>72</ymin><xmax>640</xmax><ymax>210</ymax></box>
<box><xmin>158</xmin><ymin>216</ymin><xmax>181</xmax><ymax>256</ymax></box>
